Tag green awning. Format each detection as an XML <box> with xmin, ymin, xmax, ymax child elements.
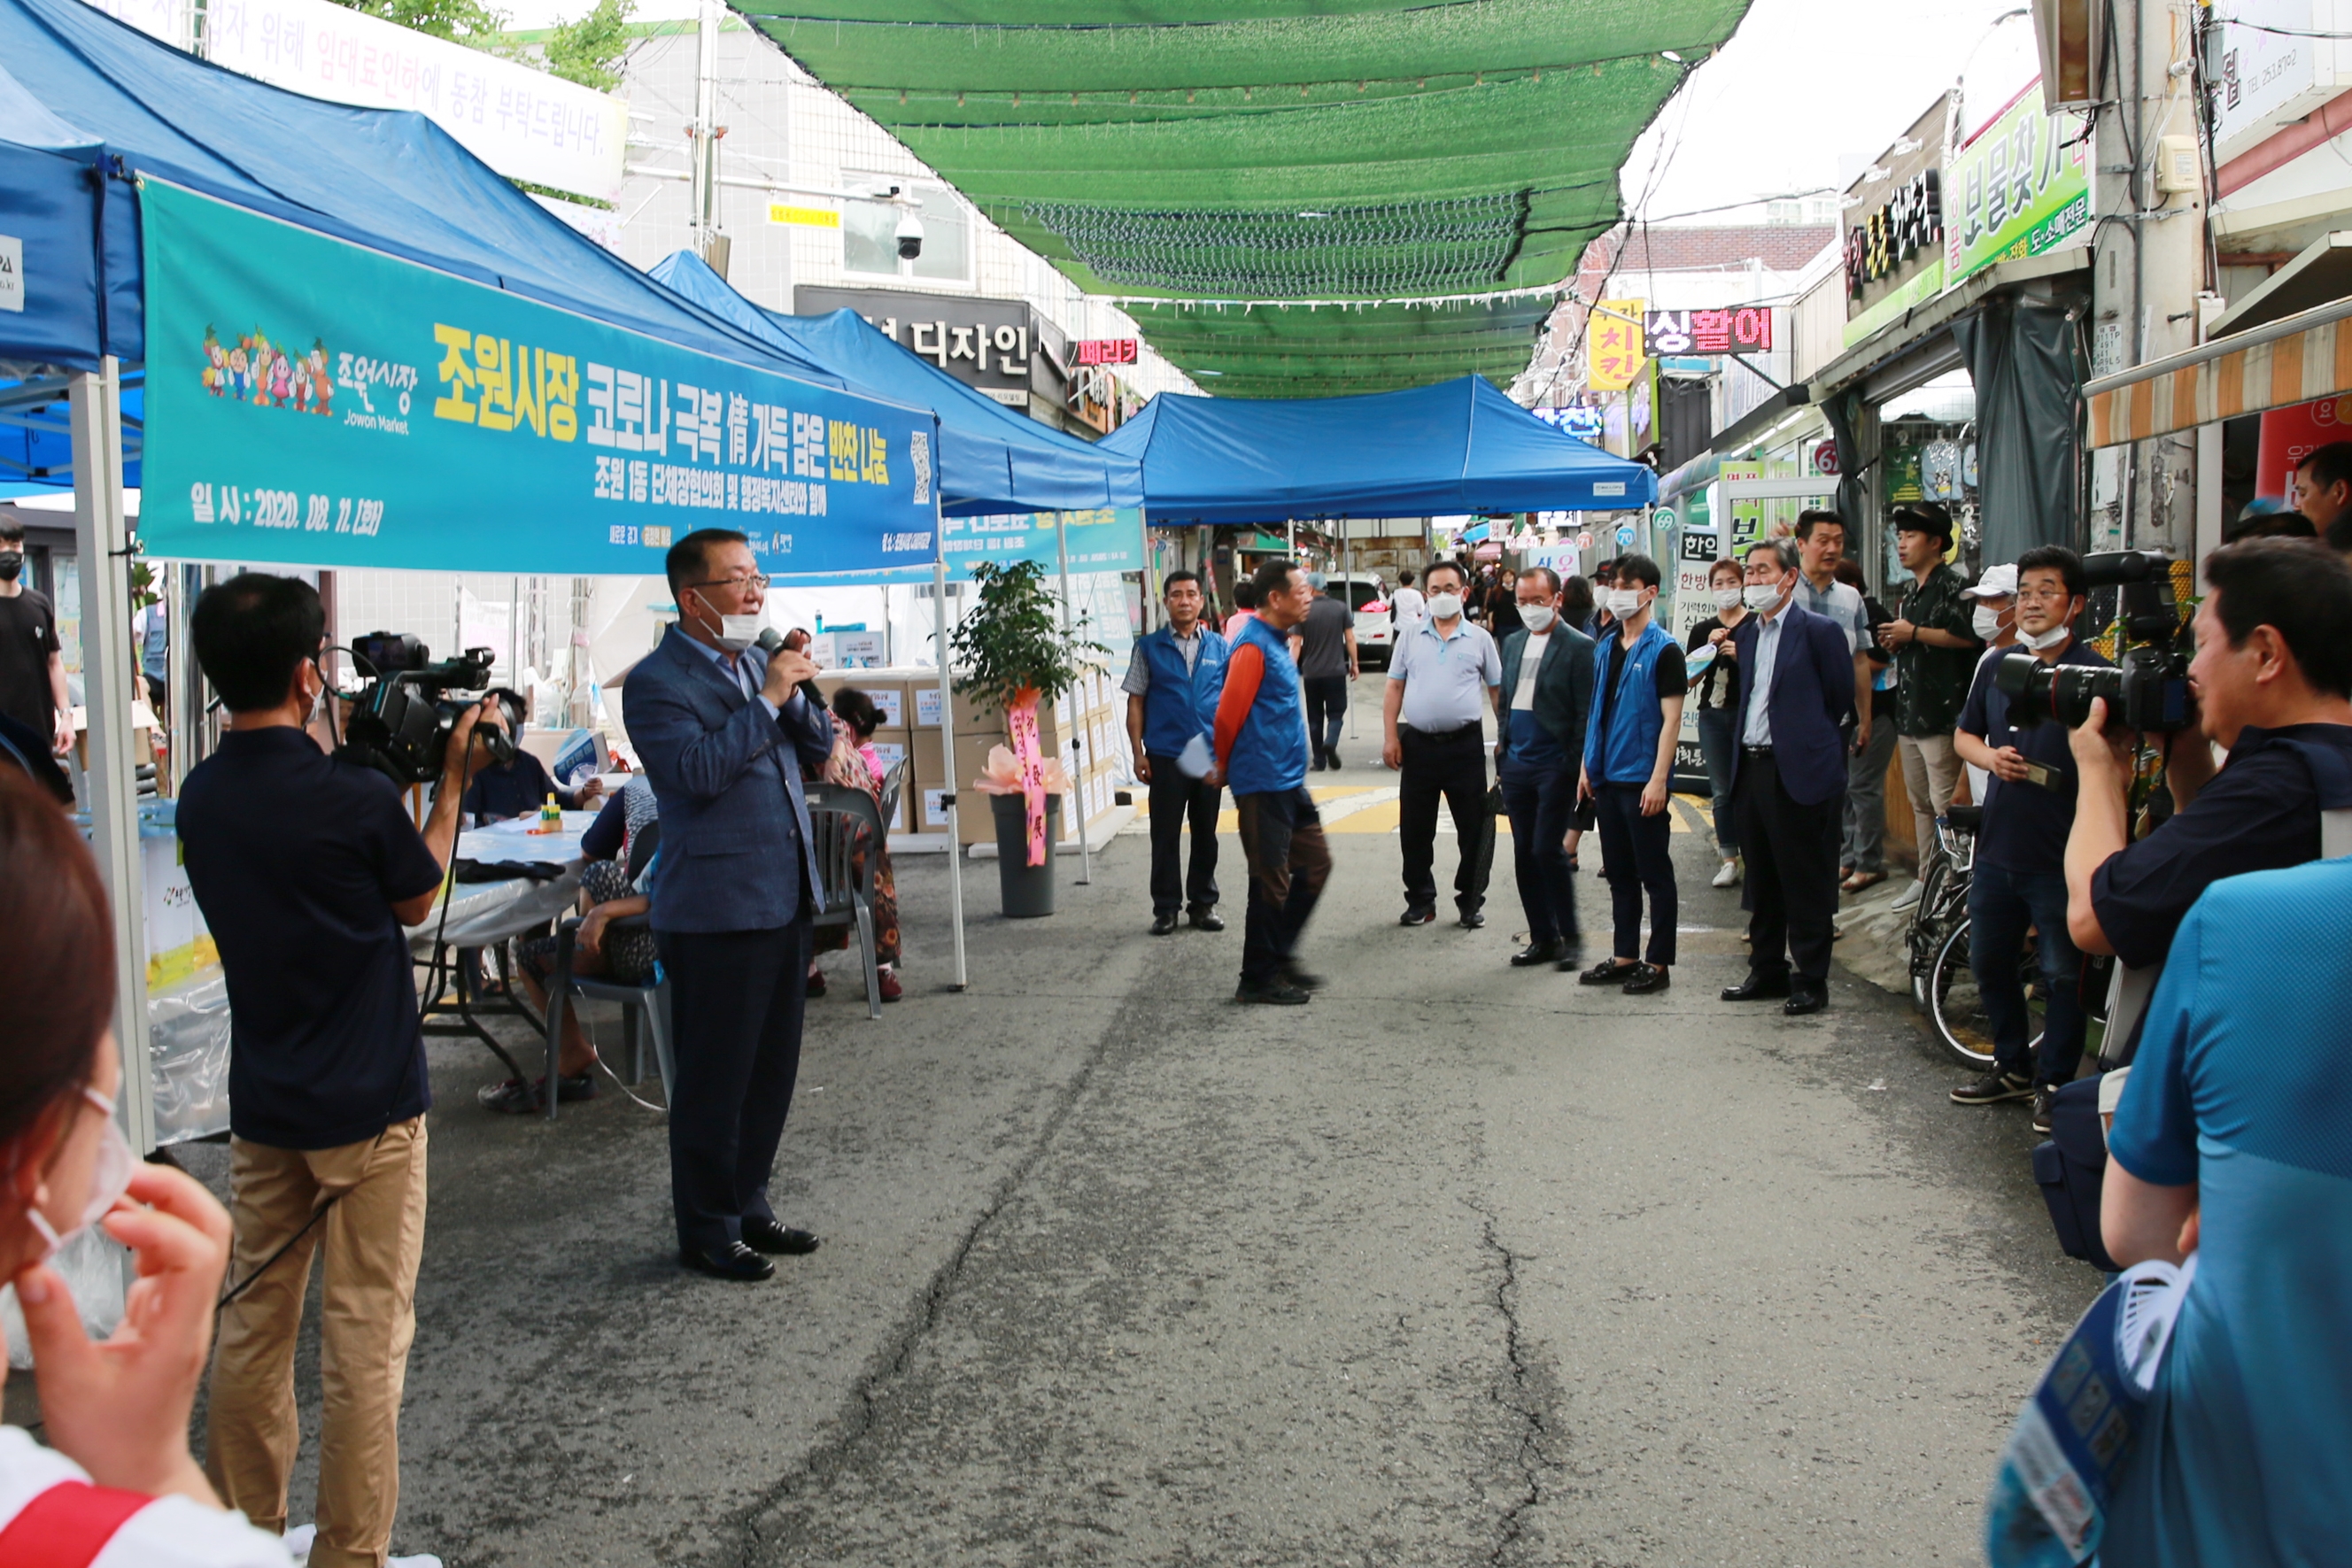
<box><xmin>736</xmin><ymin>0</ymin><xmax>1752</xmax><ymax>393</ymax></box>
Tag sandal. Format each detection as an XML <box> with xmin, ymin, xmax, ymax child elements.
<box><xmin>1841</xmin><ymin>869</ymin><xmax>1887</xmax><ymax>893</ymax></box>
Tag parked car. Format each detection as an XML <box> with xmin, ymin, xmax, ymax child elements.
<box><xmin>1339</xmin><ymin>576</ymin><xmax>1393</xmax><ymax>670</ymax></box>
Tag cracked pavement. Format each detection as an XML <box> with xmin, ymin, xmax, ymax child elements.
<box><xmin>174</xmin><ymin>733</ymin><xmax>2093</xmax><ymax>1567</ymax></box>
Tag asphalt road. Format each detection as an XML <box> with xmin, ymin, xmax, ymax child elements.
<box><xmin>169</xmin><ymin>699</ymin><xmax>2094</xmax><ymax>1567</ymax></box>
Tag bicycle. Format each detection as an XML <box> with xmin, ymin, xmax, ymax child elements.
<box><xmin>1905</xmin><ymin>807</ymin><xmax>1979</xmax><ymax>1014</ymax></box>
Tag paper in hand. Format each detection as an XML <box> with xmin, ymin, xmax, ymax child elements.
<box><xmin>1175</xmin><ymin>734</ymin><xmax>1214</xmax><ymax>778</ymax></box>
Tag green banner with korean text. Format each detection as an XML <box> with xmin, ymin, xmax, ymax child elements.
<box><xmin>832</xmin><ymin>506</ymin><xmax>1146</xmax><ymax>586</ymax></box>
<box><xmin>138</xmin><ymin>181</ymin><xmax>940</xmax><ymax>576</ymax></box>
<box><xmin>1944</xmin><ymin>81</ymin><xmax>2092</xmax><ymax>287</ymax></box>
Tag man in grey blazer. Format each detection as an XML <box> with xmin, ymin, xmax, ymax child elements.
<box><xmin>1495</xmin><ymin>567</ymin><xmax>1596</xmax><ymax>969</ymax></box>
<box><xmin>623</xmin><ymin>529</ymin><xmax>836</xmax><ymax>1281</ymax></box>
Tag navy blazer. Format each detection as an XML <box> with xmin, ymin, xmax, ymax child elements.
<box><xmin>621</xmin><ymin>626</ymin><xmax>835</xmax><ymax>933</ymax></box>
<box><xmin>1496</xmin><ymin>624</ymin><xmax>1596</xmax><ymax>768</ymax></box>
<box><xmin>1728</xmin><ymin>602</ymin><xmax>1855</xmax><ymax>807</ymax></box>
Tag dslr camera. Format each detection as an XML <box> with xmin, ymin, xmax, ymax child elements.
<box><xmin>1994</xmin><ymin>551</ymin><xmax>2194</xmax><ymax>733</ymax></box>
<box><xmin>336</xmin><ymin>630</ymin><xmax>514</xmax><ymax>786</ymax></box>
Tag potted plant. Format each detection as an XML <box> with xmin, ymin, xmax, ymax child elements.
<box><xmin>948</xmin><ymin>560</ymin><xmax>1102</xmax><ymax>916</ymax></box>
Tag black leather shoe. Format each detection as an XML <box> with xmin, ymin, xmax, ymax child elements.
<box><xmin>1621</xmin><ymin>962</ymin><xmax>1671</xmax><ymax>995</ymax></box>
<box><xmin>1720</xmin><ymin>970</ymin><xmax>1792</xmax><ymax>1002</ymax></box>
<box><xmin>1511</xmin><ymin>939</ymin><xmax>1563</xmax><ymax>967</ymax></box>
<box><xmin>1235</xmin><ymin>979</ymin><xmax>1311</xmax><ymax>1006</ymax></box>
<box><xmin>679</xmin><ymin>1242</ymin><xmax>775</xmax><ymax>1281</ymax></box>
<box><xmin>1783</xmin><ymin>983</ymin><xmax>1829</xmax><ymax>1016</ymax></box>
<box><xmin>1150</xmin><ymin>912</ymin><xmax>1180</xmax><ymax>936</ymax></box>
<box><xmin>1399</xmin><ymin>905</ymin><xmax>1437</xmax><ymax>926</ymax></box>
<box><xmin>1188</xmin><ymin>906</ymin><xmax>1226</xmax><ymax>932</ymax></box>
<box><xmin>1578</xmin><ymin>959</ymin><xmax>1637</xmax><ymax>985</ymax></box>
<box><xmin>741</xmin><ymin>1217</ymin><xmax>820</xmax><ymax>1255</ymax></box>
<box><xmin>1458</xmin><ymin>908</ymin><xmax>1487</xmax><ymax>930</ymax></box>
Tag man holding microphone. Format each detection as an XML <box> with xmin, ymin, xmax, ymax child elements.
<box><xmin>624</xmin><ymin>529</ymin><xmax>838</xmax><ymax>1282</ymax></box>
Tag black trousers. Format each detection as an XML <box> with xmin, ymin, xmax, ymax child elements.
<box><xmin>1147</xmin><ymin>759</ymin><xmax>1222</xmax><ymax>916</ymax></box>
<box><xmin>1234</xmin><ymin>787</ymin><xmax>1331</xmax><ymax>986</ymax></box>
<box><xmin>1498</xmin><ymin>756</ymin><xmax>1580</xmax><ymax>945</ymax></box>
<box><xmin>656</xmin><ymin>910</ymin><xmax>814</xmax><ymax>1253</ymax></box>
<box><xmin>1592</xmin><ymin>781</ymin><xmax>1675</xmax><ymax>964</ymax></box>
<box><xmin>1733</xmin><ymin>747</ymin><xmax>1841</xmax><ymax>982</ymax></box>
<box><xmin>1398</xmin><ymin>725</ymin><xmax>1490</xmax><ymax>913</ymax></box>
<box><xmin>1302</xmin><ymin>675</ymin><xmax>1348</xmax><ymax>761</ymax></box>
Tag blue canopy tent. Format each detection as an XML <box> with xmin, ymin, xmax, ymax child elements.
<box><xmin>650</xmin><ymin>251</ymin><xmax>1141</xmax><ymax>519</ymax></box>
<box><xmin>1100</xmin><ymin>375</ymin><xmax>1659</xmax><ymax>524</ymax></box>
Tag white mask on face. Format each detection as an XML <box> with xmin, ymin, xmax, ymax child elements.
<box><xmin>19</xmin><ymin>1089</ymin><xmax>136</xmax><ymax>1262</ymax></box>
<box><xmin>1519</xmin><ymin>604</ymin><xmax>1557</xmax><ymax>634</ymax></box>
<box><xmin>1743</xmin><ymin>583</ymin><xmax>1784</xmax><ymax>613</ymax></box>
<box><xmin>1605</xmin><ymin>588</ymin><xmax>1644</xmax><ymax>617</ymax></box>
<box><xmin>1713</xmin><ymin>587</ymin><xmax>1743</xmax><ymax>612</ymax></box>
<box><xmin>1426</xmin><ymin>591</ymin><xmax>1465</xmax><ymax>622</ymax></box>
<box><xmin>1972</xmin><ymin>605</ymin><xmax>2007</xmax><ymax>640</ymax></box>
<box><xmin>694</xmin><ymin>591</ymin><xmax>763</xmax><ymax>653</ymax></box>
<box><xmin>2020</xmin><ymin>624</ymin><xmax>2070</xmax><ymax>653</ymax></box>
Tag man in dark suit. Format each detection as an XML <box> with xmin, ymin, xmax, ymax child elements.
<box><xmin>623</xmin><ymin>529</ymin><xmax>837</xmax><ymax>1281</ymax></box>
<box><xmin>1495</xmin><ymin>567</ymin><xmax>1595</xmax><ymax>969</ymax></box>
<box><xmin>1721</xmin><ymin>537</ymin><xmax>1856</xmax><ymax>1016</ymax></box>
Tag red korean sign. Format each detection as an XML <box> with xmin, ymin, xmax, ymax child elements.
<box><xmin>1643</xmin><ymin>307</ymin><xmax>1774</xmax><ymax>358</ymax></box>
<box><xmin>1076</xmin><ymin>338</ymin><xmax>1139</xmax><ymax>366</ymax></box>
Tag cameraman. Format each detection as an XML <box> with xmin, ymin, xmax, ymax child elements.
<box><xmin>2065</xmin><ymin>539</ymin><xmax>2352</xmax><ymax>1047</ymax></box>
<box><xmin>178</xmin><ymin>574</ymin><xmax>481</xmax><ymax>1568</ymax></box>
<box><xmin>1948</xmin><ymin>547</ymin><xmax>2109</xmax><ymax>1130</ymax></box>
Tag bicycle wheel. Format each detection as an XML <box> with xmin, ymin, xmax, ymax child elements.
<box><xmin>1926</xmin><ymin>917</ymin><xmax>2045</xmax><ymax>1070</ymax></box>
<box><xmin>1906</xmin><ymin>856</ymin><xmax>1950</xmax><ymax>1010</ymax></box>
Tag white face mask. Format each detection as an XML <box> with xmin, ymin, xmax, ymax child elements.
<box><xmin>2020</xmin><ymin>623</ymin><xmax>2070</xmax><ymax>652</ymax></box>
<box><xmin>1519</xmin><ymin>604</ymin><xmax>1557</xmax><ymax>634</ymax></box>
<box><xmin>1426</xmin><ymin>591</ymin><xmax>1465</xmax><ymax>622</ymax></box>
<box><xmin>1605</xmin><ymin>588</ymin><xmax>1644</xmax><ymax>617</ymax></box>
<box><xmin>693</xmin><ymin>591</ymin><xmax>763</xmax><ymax>653</ymax></box>
<box><xmin>1713</xmin><ymin>587</ymin><xmax>1743</xmax><ymax>612</ymax></box>
<box><xmin>19</xmin><ymin>1088</ymin><xmax>136</xmax><ymax>1262</ymax></box>
<box><xmin>1971</xmin><ymin>605</ymin><xmax>2008</xmax><ymax>640</ymax></box>
<box><xmin>1743</xmin><ymin>582</ymin><xmax>1784</xmax><ymax>613</ymax></box>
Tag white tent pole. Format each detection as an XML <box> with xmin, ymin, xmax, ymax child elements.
<box><xmin>1349</xmin><ymin>529</ymin><xmax>1359</xmax><ymax>742</ymax></box>
<box><xmin>935</xmin><ymin>552</ymin><xmax>967</xmax><ymax>991</ymax></box>
<box><xmin>72</xmin><ymin>358</ymin><xmax>153</xmax><ymax>1154</ymax></box>
<box><xmin>1055</xmin><ymin>514</ymin><xmax>1092</xmax><ymax>885</ymax></box>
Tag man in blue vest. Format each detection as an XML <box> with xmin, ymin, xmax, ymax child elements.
<box><xmin>1496</xmin><ymin>566</ymin><xmax>1596</xmax><ymax>969</ymax></box>
<box><xmin>1122</xmin><ymin>569</ymin><xmax>1231</xmax><ymax>936</ymax></box>
<box><xmin>1206</xmin><ymin>559</ymin><xmax>1327</xmax><ymax>1006</ymax></box>
<box><xmin>1576</xmin><ymin>553</ymin><xmax>1685</xmax><ymax>994</ymax></box>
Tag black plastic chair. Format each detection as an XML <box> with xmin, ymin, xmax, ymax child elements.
<box><xmin>805</xmin><ymin>783</ymin><xmax>886</xmax><ymax>1019</ymax></box>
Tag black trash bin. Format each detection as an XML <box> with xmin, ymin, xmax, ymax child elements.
<box><xmin>988</xmin><ymin>791</ymin><xmax>1062</xmax><ymax>917</ymax></box>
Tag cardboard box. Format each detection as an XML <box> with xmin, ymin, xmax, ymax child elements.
<box><xmin>910</xmin><ymin>729</ymin><xmax>947</xmax><ymax>785</ymax></box>
<box><xmin>818</xmin><ymin>673</ymin><xmax>905</xmax><ymax>729</ymax></box>
<box><xmin>912</xmin><ymin>684</ymin><xmax>948</xmax><ymax>729</ymax></box>
<box><xmin>952</xmin><ymin>686</ymin><xmax>1074</xmax><ymax>736</ymax></box>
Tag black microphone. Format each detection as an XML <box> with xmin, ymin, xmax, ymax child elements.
<box><xmin>756</xmin><ymin>627</ymin><xmax>826</xmax><ymax>709</ymax></box>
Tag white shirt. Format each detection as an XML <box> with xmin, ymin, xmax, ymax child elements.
<box><xmin>0</xmin><ymin>1426</ymin><xmax>291</xmax><ymax>1567</ymax></box>
<box><xmin>1743</xmin><ymin>609</ymin><xmax>1787</xmax><ymax>746</ymax></box>
<box><xmin>1511</xmin><ymin>631</ymin><xmax>1550</xmax><ymax>712</ymax></box>
<box><xmin>1391</xmin><ymin>586</ymin><xmax>1427</xmax><ymax>632</ymax></box>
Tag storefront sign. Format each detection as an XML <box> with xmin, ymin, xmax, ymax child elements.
<box><xmin>1840</xmin><ymin>95</ymin><xmax>1948</xmax><ymax>327</ymax></box>
<box><xmin>796</xmin><ymin>284</ymin><xmax>1064</xmax><ymax>409</ymax></box>
<box><xmin>141</xmin><ymin>182</ymin><xmax>940</xmax><ymax>576</ymax></box>
<box><xmin>1076</xmin><ymin>338</ymin><xmax>1138</xmax><ymax>366</ymax></box>
<box><xmin>2209</xmin><ymin>0</ymin><xmax>2349</xmax><ymax>166</ymax></box>
<box><xmin>768</xmin><ymin>205</ymin><xmax>842</xmax><ymax>229</ymax></box>
<box><xmin>1644</xmin><ymin>307</ymin><xmax>1773</xmax><ymax>357</ymax></box>
<box><xmin>1814</xmin><ymin>438</ymin><xmax>1840</xmax><ymax>475</ymax></box>
<box><xmin>1588</xmin><ymin>297</ymin><xmax>1645</xmax><ymax>392</ymax></box>
<box><xmin>1945</xmin><ymin>79</ymin><xmax>2091</xmax><ymax>285</ymax></box>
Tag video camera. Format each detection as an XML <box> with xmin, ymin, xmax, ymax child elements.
<box><xmin>1994</xmin><ymin>551</ymin><xmax>2194</xmax><ymax>733</ymax></box>
<box><xmin>336</xmin><ymin>630</ymin><xmax>514</xmax><ymax>786</ymax></box>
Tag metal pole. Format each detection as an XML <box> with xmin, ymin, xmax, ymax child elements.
<box><xmin>72</xmin><ymin>359</ymin><xmax>154</xmax><ymax>1154</ymax></box>
<box><xmin>1055</xmin><ymin>513</ymin><xmax>1092</xmax><ymax>884</ymax></box>
<box><xmin>934</xmin><ymin>553</ymin><xmax>967</xmax><ymax>990</ymax></box>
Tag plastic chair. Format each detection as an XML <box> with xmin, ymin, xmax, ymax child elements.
<box><xmin>804</xmin><ymin>784</ymin><xmax>885</xmax><ymax>1019</ymax></box>
<box><xmin>538</xmin><ymin>912</ymin><xmax>672</xmax><ymax>1122</ymax></box>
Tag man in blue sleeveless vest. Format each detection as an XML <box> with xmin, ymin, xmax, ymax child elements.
<box><xmin>1576</xmin><ymin>554</ymin><xmax>1686</xmax><ymax>995</ymax></box>
<box><xmin>1207</xmin><ymin>559</ymin><xmax>1329</xmax><ymax>1006</ymax></box>
<box><xmin>1121</xmin><ymin>569</ymin><xmax>1232</xmax><ymax>936</ymax></box>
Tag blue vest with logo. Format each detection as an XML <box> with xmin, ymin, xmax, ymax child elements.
<box><xmin>1585</xmin><ymin>618</ymin><xmax>1675</xmax><ymax>784</ymax></box>
<box><xmin>1138</xmin><ymin>624</ymin><xmax>1229</xmax><ymax>759</ymax></box>
<box><xmin>1226</xmin><ymin>615</ymin><xmax>1308</xmax><ymax>797</ymax></box>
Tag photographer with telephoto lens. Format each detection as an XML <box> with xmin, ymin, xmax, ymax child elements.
<box><xmin>177</xmin><ymin>574</ymin><xmax>484</xmax><ymax>1568</ymax></box>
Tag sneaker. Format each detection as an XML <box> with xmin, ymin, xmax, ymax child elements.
<box><xmin>1711</xmin><ymin>857</ymin><xmax>1742</xmax><ymax>889</ymax></box>
<box><xmin>283</xmin><ymin>1526</ymin><xmax>442</xmax><ymax>1568</ymax></box>
<box><xmin>477</xmin><ymin>1073</ymin><xmax>595</xmax><ymax>1114</ymax></box>
<box><xmin>806</xmin><ymin>968</ymin><xmax>828</xmax><ymax>997</ymax></box>
<box><xmin>878</xmin><ymin>968</ymin><xmax>902</xmax><ymax>1003</ymax></box>
<box><xmin>1235</xmin><ymin>979</ymin><xmax>1311</xmax><ymax>1006</ymax></box>
<box><xmin>2031</xmin><ymin>1085</ymin><xmax>2056</xmax><ymax>1135</ymax></box>
<box><xmin>1950</xmin><ymin>1071</ymin><xmax>2033</xmax><ymax>1106</ymax></box>
<box><xmin>1891</xmin><ymin>880</ymin><xmax>1925</xmax><ymax>914</ymax></box>
<box><xmin>1399</xmin><ymin>904</ymin><xmax>1437</xmax><ymax>927</ymax></box>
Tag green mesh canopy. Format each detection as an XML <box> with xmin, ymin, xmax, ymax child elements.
<box><xmin>734</xmin><ymin>0</ymin><xmax>1752</xmax><ymax>395</ymax></box>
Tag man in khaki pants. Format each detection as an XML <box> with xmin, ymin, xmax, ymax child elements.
<box><xmin>177</xmin><ymin>574</ymin><xmax>483</xmax><ymax>1568</ymax></box>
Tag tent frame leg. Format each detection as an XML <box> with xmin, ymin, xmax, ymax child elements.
<box><xmin>935</xmin><ymin>555</ymin><xmax>967</xmax><ymax>991</ymax></box>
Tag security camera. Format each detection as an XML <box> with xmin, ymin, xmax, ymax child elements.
<box><xmin>894</xmin><ymin>209</ymin><xmax>925</xmax><ymax>260</ymax></box>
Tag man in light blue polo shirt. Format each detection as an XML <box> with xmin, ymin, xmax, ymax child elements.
<box><xmin>1381</xmin><ymin>559</ymin><xmax>1502</xmax><ymax>928</ymax></box>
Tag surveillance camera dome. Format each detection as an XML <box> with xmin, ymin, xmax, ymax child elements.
<box><xmin>894</xmin><ymin>209</ymin><xmax>925</xmax><ymax>260</ymax></box>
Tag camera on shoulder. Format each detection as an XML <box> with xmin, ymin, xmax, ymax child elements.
<box><xmin>338</xmin><ymin>630</ymin><xmax>514</xmax><ymax>785</ymax></box>
<box><xmin>1995</xmin><ymin>551</ymin><xmax>2194</xmax><ymax>733</ymax></box>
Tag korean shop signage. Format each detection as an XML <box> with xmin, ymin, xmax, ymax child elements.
<box><xmin>1945</xmin><ymin>79</ymin><xmax>2091</xmax><ymax>285</ymax></box>
<box><xmin>796</xmin><ymin>284</ymin><xmax>1064</xmax><ymax>409</ymax></box>
<box><xmin>1840</xmin><ymin>93</ymin><xmax>1948</xmax><ymax>322</ymax></box>
<box><xmin>139</xmin><ymin>181</ymin><xmax>940</xmax><ymax>576</ymax></box>
<box><xmin>1643</xmin><ymin>307</ymin><xmax>1774</xmax><ymax>357</ymax></box>
<box><xmin>1588</xmin><ymin>297</ymin><xmax>1644</xmax><ymax>392</ymax></box>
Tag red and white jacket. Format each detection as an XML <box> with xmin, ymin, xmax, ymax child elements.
<box><xmin>0</xmin><ymin>1429</ymin><xmax>289</xmax><ymax>1568</ymax></box>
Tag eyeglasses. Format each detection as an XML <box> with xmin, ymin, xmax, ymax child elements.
<box><xmin>691</xmin><ymin>573</ymin><xmax>770</xmax><ymax>593</ymax></box>
<box><xmin>2015</xmin><ymin>585</ymin><xmax>2072</xmax><ymax>602</ymax></box>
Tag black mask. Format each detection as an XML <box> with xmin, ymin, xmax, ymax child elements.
<box><xmin>0</xmin><ymin>552</ymin><xmax>21</xmax><ymax>582</ymax></box>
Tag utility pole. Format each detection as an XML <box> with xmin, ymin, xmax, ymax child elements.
<box><xmin>688</xmin><ymin>0</ymin><xmax>729</xmax><ymax>276</ymax></box>
<box><xmin>2088</xmin><ymin>0</ymin><xmax>2205</xmax><ymax>554</ymax></box>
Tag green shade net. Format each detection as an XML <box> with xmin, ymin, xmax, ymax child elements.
<box><xmin>734</xmin><ymin>0</ymin><xmax>1752</xmax><ymax>394</ymax></box>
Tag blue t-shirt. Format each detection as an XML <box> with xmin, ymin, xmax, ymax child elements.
<box><xmin>2102</xmin><ymin>858</ymin><xmax>2352</xmax><ymax>1568</ymax></box>
<box><xmin>1955</xmin><ymin>638</ymin><xmax>2111</xmax><ymax>874</ymax></box>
